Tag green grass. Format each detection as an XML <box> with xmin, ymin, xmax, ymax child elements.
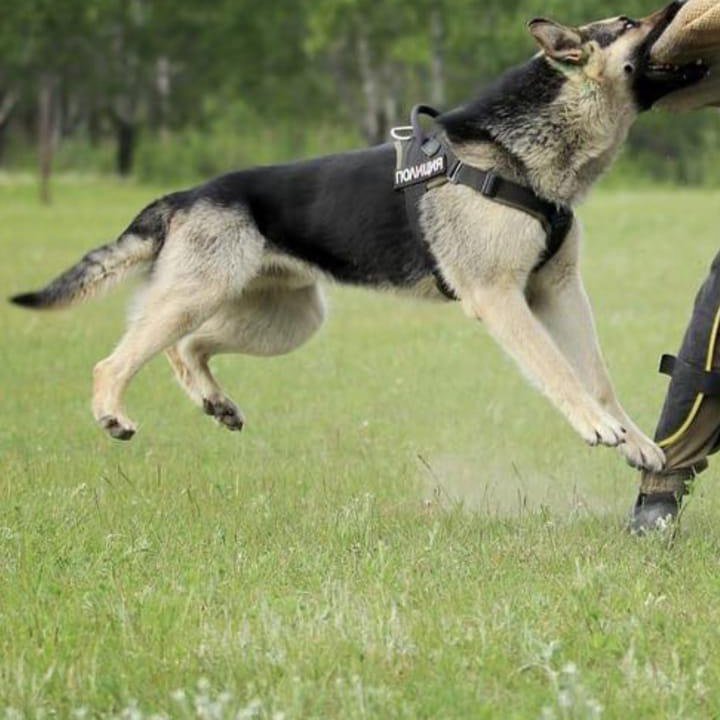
<box><xmin>2</xmin><ymin>176</ymin><xmax>720</xmax><ymax>719</ymax></box>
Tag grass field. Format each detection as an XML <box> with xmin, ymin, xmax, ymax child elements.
<box><xmin>3</xmin><ymin>176</ymin><xmax>720</xmax><ymax>719</ymax></box>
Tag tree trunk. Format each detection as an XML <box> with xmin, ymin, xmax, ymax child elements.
<box><xmin>154</xmin><ymin>56</ymin><xmax>171</xmax><ymax>142</ymax></box>
<box><xmin>328</xmin><ymin>43</ymin><xmax>361</xmax><ymax>129</ymax></box>
<box><xmin>115</xmin><ymin>118</ymin><xmax>136</xmax><ymax>176</ymax></box>
<box><xmin>88</xmin><ymin>107</ymin><xmax>102</xmax><ymax>147</ymax></box>
<box><xmin>0</xmin><ymin>90</ymin><xmax>18</xmax><ymax>167</ymax></box>
<box><xmin>356</xmin><ymin>30</ymin><xmax>386</xmax><ymax>145</ymax></box>
<box><xmin>0</xmin><ymin>122</ymin><xmax>7</xmax><ymax>166</ymax></box>
<box><xmin>38</xmin><ymin>74</ymin><xmax>58</xmax><ymax>205</ymax></box>
<box><xmin>430</xmin><ymin>7</ymin><xmax>447</xmax><ymax>108</ymax></box>
<box><xmin>381</xmin><ymin>62</ymin><xmax>402</xmax><ymax>132</ymax></box>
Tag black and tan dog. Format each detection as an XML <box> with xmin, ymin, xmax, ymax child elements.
<box><xmin>11</xmin><ymin>3</ymin><xmax>706</xmax><ymax>471</ymax></box>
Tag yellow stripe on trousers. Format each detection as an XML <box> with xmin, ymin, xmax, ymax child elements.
<box><xmin>659</xmin><ymin>304</ymin><xmax>720</xmax><ymax>448</ymax></box>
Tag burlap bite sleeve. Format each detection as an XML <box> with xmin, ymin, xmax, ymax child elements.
<box><xmin>652</xmin><ymin>0</ymin><xmax>720</xmax><ymax>63</ymax></box>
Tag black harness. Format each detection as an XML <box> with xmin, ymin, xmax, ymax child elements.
<box><xmin>393</xmin><ymin>105</ymin><xmax>575</xmax><ymax>300</ymax></box>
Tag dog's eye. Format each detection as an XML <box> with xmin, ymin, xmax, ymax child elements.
<box><xmin>619</xmin><ymin>17</ymin><xmax>639</xmax><ymax>31</ymax></box>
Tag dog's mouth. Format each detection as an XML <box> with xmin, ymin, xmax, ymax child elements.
<box><xmin>635</xmin><ymin>58</ymin><xmax>708</xmax><ymax>110</ymax></box>
<box><xmin>633</xmin><ymin>2</ymin><xmax>710</xmax><ymax>109</ymax></box>
<box><xmin>644</xmin><ymin>59</ymin><xmax>708</xmax><ymax>84</ymax></box>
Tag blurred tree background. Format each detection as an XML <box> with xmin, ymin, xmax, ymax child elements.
<box><xmin>1</xmin><ymin>0</ymin><xmax>719</xmax><ymax>197</ymax></box>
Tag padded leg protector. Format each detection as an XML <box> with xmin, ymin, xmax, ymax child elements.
<box><xmin>640</xmin><ymin>251</ymin><xmax>720</xmax><ymax>495</ymax></box>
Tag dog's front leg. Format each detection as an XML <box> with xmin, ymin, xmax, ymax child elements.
<box><xmin>465</xmin><ymin>283</ymin><xmax>628</xmax><ymax>450</ymax></box>
<box><xmin>530</xmin><ymin>268</ymin><xmax>665</xmax><ymax>472</ymax></box>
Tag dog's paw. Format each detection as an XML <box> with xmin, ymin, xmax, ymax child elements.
<box><xmin>203</xmin><ymin>397</ymin><xmax>245</xmax><ymax>432</ymax></box>
<box><xmin>618</xmin><ymin>428</ymin><xmax>666</xmax><ymax>473</ymax></box>
<box><xmin>98</xmin><ymin>414</ymin><xmax>137</xmax><ymax>441</ymax></box>
<box><xmin>569</xmin><ymin>402</ymin><xmax>627</xmax><ymax>448</ymax></box>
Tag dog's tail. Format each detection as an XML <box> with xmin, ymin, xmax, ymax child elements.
<box><xmin>10</xmin><ymin>197</ymin><xmax>174</xmax><ymax>310</ymax></box>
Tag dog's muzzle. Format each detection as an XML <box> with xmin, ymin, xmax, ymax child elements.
<box><xmin>633</xmin><ymin>1</ymin><xmax>710</xmax><ymax>109</ymax></box>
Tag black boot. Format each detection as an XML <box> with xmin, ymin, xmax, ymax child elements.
<box><xmin>628</xmin><ymin>492</ymin><xmax>681</xmax><ymax>535</ymax></box>
<box><xmin>629</xmin><ymin>467</ymin><xmax>696</xmax><ymax>535</ymax></box>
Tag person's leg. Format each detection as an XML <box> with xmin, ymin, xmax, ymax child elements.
<box><xmin>631</xmin><ymin>252</ymin><xmax>720</xmax><ymax>532</ymax></box>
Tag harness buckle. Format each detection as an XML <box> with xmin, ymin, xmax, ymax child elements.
<box><xmin>390</xmin><ymin>125</ymin><xmax>414</xmax><ymax>142</ymax></box>
<box><xmin>421</xmin><ymin>138</ymin><xmax>442</xmax><ymax>157</ymax></box>
<box><xmin>448</xmin><ymin>161</ymin><xmax>462</xmax><ymax>184</ymax></box>
<box><xmin>480</xmin><ymin>171</ymin><xmax>500</xmax><ymax>198</ymax></box>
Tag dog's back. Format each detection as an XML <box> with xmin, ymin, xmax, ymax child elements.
<box><xmin>184</xmin><ymin>144</ymin><xmax>436</xmax><ymax>288</ymax></box>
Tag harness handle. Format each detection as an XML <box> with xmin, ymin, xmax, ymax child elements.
<box><xmin>410</xmin><ymin>105</ymin><xmax>441</xmax><ymax>143</ymax></box>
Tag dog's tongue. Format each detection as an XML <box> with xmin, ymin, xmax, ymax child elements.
<box><xmin>651</xmin><ymin>0</ymin><xmax>720</xmax><ymax>64</ymax></box>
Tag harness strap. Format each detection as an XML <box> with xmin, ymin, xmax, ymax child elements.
<box><xmin>432</xmin><ymin>267</ymin><xmax>458</xmax><ymax>301</ymax></box>
<box><xmin>411</xmin><ymin>104</ymin><xmax>441</xmax><ymax>144</ymax></box>
<box><xmin>402</xmin><ymin>181</ymin><xmax>458</xmax><ymax>301</ymax></box>
<box><xmin>443</xmin><ymin>149</ymin><xmax>574</xmax><ymax>269</ymax></box>
<box><xmin>659</xmin><ymin>354</ymin><xmax>720</xmax><ymax>397</ymax></box>
<box><xmin>397</xmin><ymin>105</ymin><xmax>574</xmax><ymax>301</ymax></box>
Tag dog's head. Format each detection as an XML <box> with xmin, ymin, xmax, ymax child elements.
<box><xmin>529</xmin><ymin>2</ymin><xmax>708</xmax><ymax>111</ymax></box>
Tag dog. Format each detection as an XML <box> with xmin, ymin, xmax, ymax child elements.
<box><xmin>10</xmin><ymin>2</ymin><xmax>707</xmax><ymax>472</ymax></box>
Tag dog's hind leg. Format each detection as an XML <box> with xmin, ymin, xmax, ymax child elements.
<box><xmin>166</xmin><ymin>342</ymin><xmax>246</xmax><ymax>431</ymax></box>
<box><xmin>93</xmin><ymin>204</ymin><xmax>264</xmax><ymax>440</ymax></box>
<box><xmin>93</xmin><ymin>286</ymin><xmax>224</xmax><ymax>439</ymax></box>
<box><xmin>166</xmin><ymin>283</ymin><xmax>326</xmax><ymax>431</ymax></box>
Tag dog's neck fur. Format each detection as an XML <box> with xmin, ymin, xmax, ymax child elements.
<box><xmin>439</xmin><ymin>56</ymin><xmax>638</xmax><ymax>205</ymax></box>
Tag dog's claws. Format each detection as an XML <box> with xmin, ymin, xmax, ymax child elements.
<box><xmin>99</xmin><ymin>415</ymin><xmax>136</xmax><ymax>441</ymax></box>
<box><xmin>203</xmin><ymin>397</ymin><xmax>245</xmax><ymax>432</ymax></box>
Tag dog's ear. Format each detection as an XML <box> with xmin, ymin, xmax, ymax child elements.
<box><xmin>528</xmin><ymin>18</ymin><xmax>586</xmax><ymax>65</ymax></box>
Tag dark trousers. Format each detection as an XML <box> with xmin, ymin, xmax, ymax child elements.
<box><xmin>641</xmin><ymin>252</ymin><xmax>720</xmax><ymax>495</ymax></box>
